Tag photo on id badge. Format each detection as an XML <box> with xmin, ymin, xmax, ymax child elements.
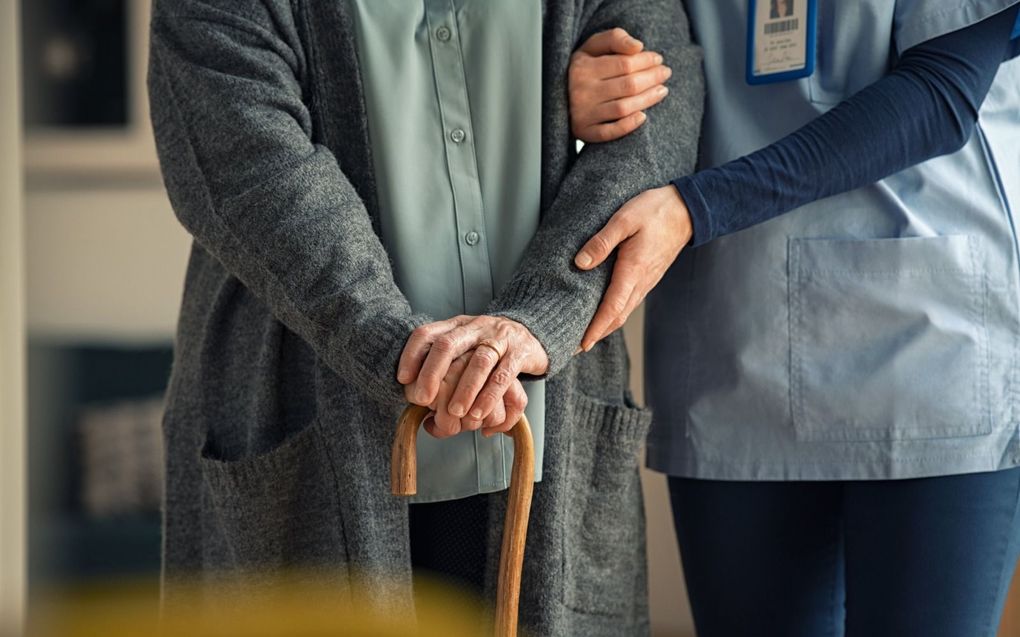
<box><xmin>746</xmin><ymin>0</ymin><xmax>816</xmax><ymax>85</ymax></box>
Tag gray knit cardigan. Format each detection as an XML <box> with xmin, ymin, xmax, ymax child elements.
<box><xmin>148</xmin><ymin>1</ymin><xmax>702</xmax><ymax>635</ymax></box>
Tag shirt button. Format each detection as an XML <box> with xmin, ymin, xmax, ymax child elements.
<box><xmin>465</xmin><ymin>231</ymin><xmax>481</xmax><ymax>246</ymax></box>
<box><xmin>450</xmin><ymin>128</ymin><xmax>466</xmax><ymax>143</ymax></box>
<box><xmin>436</xmin><ymin>26</ymin><xmax>452</xmax><ymax>42</ymax></box>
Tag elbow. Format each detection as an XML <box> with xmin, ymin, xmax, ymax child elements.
<box><xmin>941</xmin><ymin>117</ymin><xmax>976</xmax><ymax>155</ymax></box>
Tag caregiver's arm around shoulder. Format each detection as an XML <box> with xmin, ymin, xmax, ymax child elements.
<box><xmin>147</xmin><ymin>0</ymin><xmax>426</xmax><ymax>406</ymax></box>
<box><xmin>572</xmin><ymin>5</ymin><xmax>1020</xmax><ymax>350</ymax></box>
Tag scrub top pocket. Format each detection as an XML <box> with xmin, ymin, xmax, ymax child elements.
<box><xmin>788</xmin><ymin>235</ymin><xmax>991</xmax><ymax>442</ymax></box>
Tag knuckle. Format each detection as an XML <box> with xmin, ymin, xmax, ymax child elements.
<box><xmin>609</xmin><ymin>295</ymin><xmax>629</xmax><ymax>315</ymax></box>
<box><xmin>491</xmin><ymin>368</ymin><xmax>514</xmax><ymax>388</ymax></box>
<box><xmin>622</xmin><ymin>76</ymin><xmax>640</xmax><ymax>95</ymax></box>
<box><xmin>591</xmin><ymin>233</ymin><xmax>614</xmax><ymax>256</ymax></box>
<box><xmin>433</xmin><ymin>334</ymin><xmax>457</xmax><ymax>353</ymax></box>
<box><xmin>480</xmin><ymin>389</ymin><xmax>502</xmax><ymax>405</ymax></box>
<box><xmin>608</xmin><ymin>100</ymin><xmax>630</xmax><ymax>119</ymax></box>
<box><xmin>474</xmin><ymin>347</ymin><xmax>499</xmax><ymax>366</ymax></box>
<box><xmin>610</xmin><ymin>27</ymin><xmax>628</xmax><ymax>41</ymax></box>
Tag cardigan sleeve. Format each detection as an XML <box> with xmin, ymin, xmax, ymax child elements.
<box><xmin>148</xmin><ymin>1</ymin><xmax>427</xmax><ymax>406</ymax></box>
<box><xmin>487</xmin><ymin>0</ymin><xmax>705</xmax><ymax>376</ymax></box>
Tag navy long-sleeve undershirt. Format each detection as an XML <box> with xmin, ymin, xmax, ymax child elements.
<box><xmin>674</xmin><ymin>6</ymin><xmax>1020</xmax><ymax>248</ymax></box>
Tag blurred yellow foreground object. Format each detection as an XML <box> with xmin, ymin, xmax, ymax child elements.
<box><xmin>27</xmin><ymin>573</ymin><xmax>491</xmax><ymax>637</ymax></box>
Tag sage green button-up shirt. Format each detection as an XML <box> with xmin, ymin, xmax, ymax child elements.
<box><xmin>349</xmin><ymin>0</ymin><xmax>545</xmax><ymax>502</ymax></box>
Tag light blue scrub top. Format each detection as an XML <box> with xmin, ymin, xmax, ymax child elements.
<box><xmin>349</xmin><ymin>0</ymin><xmax>544</xmax><ymax>502</ymax></box>
<box><xmin>646</xmin><ymin>0</ymin><xmax>1020</xmax><ymax>480</ymax></box>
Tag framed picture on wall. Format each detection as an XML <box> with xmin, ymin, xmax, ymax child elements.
<box><xmin>21</xmin><ymin>0</ymin><xmax>159</xmax><ymax>177</ymax></box>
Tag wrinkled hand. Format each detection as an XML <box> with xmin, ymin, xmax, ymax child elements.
<box><xmin>397</xmin><ymin>316</ymin><xmax>549</xmax><ymax>436</ymax></box>
<box><xmin>415</xmin><ymin>351</ymin><xmax>530</xmax><ymax>439</ymax></box>
<box><xmin>574</xmin><ymin>185</ymin><xmax>693</xmax><ymax>350</ymax></box>
<box><xmin>569</xmin><ymin>28</ymin><xmax>672</xmax><ymax>143</ymax></box>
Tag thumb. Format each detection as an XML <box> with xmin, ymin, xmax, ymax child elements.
<box><xmin>575</xmin><ymin>212</ymin><xmax>635</xmax><ymax>270</ymax></box>
<box><xmin>579</xmin><ymin>28</ymin><xmax>644</xmax><ymax>57</ymax></box>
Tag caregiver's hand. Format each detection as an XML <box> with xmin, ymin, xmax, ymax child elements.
<box><xmin>415</xmin><ymin>351</ymin><xmax>530</xmax><ymax>439</ymax></box>
<box><xmin>569</xmin><ymin>28</ymin><xmax>672</xmax><ymax>143</ymax></box>
<box><xmin>575</xmin><ymin>185</ymin><xmax>693</xmax><ymax>351</ymax></box>
<box><xmin>398</xmin><ymin>316</ymin><xmax>548</xmax><ymax>429</ymax></box>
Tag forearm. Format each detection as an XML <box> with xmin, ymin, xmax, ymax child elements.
<box><xmin>488</xmin><ymin>0</ymin><xmax>704</xmax><ymax>375</ymax></box>
<box><xmin>677</xmin><ymin>6</ymin><xmax>1019</xmax><ymax>247</ymax></box>
<box><xmin>150</xmin><ymin>5</ymin><xmax>426</xmax><ymax>405</ymax></box>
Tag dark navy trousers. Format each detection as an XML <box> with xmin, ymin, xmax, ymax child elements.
<box><xmin>669</xmin><ymin>468</ymin><xmax>1020</xmax><ymax>637</ymax></box>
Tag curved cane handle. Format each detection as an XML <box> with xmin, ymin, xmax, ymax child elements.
<box><xmin>391</xmin><ymin>404</ymin><xmax>534</xmax><ymax>637</ymax></box>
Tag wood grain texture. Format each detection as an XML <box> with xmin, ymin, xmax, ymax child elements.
<box><xmin>391</xmin><ymin>405</ymin><xmax>534</xmax><ymax>637</ymax></box>
<box><xmin>999</xmin><ymin>561</ymin><xmax>1020</xmax><ymax>637</ymax></box>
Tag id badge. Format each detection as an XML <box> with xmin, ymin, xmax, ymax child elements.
<box><xmin>746</xmin><ymin>0</ymin><xmax>817</xmax><ymax>85</ymax></box>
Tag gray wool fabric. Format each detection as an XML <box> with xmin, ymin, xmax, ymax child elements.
<box><xmin>148</xmin><ymin>0</ymin><xmax>703</xmax><ymax>635</ymax></box>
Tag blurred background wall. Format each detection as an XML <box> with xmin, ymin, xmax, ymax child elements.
<box><xmin>2</xmin><ymin>0</ymin><xmax>27</xmax><ymax>634</ymax></box>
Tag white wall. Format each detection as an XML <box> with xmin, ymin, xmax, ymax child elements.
<box><xmin>0</xmin><ymin>0</ymin><xmax>27</xmax><ymax>632</ymax></box>
<box><xmin>25</xmin><ymin>185</ymin><xmax>190</xmax><ymax>342</ymax></box>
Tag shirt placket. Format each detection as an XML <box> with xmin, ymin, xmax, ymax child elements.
<box><xmin>425</xmin><ymin>0</ymin><xmax>507</xmax><ymax>493</ymax></box>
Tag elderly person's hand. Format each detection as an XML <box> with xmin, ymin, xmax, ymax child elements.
<box><xmin>574</xmin><ymin>185</ymin><xmax>693</xmax><ymax>350</ymax></box>
<box><xmin>413</xmin><ymin>351</ymin><xmax>530</xmax><ymax>439</ymax></box>
<box><xmin>569</xmin><ymin>28</ymin><xmax>672</xmax><ymax>143</ymax></box>
<box><xmin>397</xmin><ymin>316</ymin><xmax>548</xmax><ymax>434</ymax></box>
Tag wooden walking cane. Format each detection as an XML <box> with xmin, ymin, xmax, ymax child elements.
<box><xmin>392</xmin><ymin>404</ymin><xmax>535</xmax><ymax>637</ymax></box>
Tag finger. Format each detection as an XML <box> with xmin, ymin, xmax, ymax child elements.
<box><xmin>481</xmin><ymin>397</ymin><xmax>507</xmax><ymax>430</ymax></box>
<box><xmin>429</xmin><ymin>355</ymin><xmax>471</xmax><ymax>438</ymax></box>
<box><xmin>578</xmin><ymin>28</ymin><xmax>643</xmax><ymax>57</ymax></box>
<box><xmin>589</xmin><ymin>281</ymin><xmax>646</xmax><ymax>347</ymax></box>
<box><xmin>575</xmin><ymin>111</ymin><xmax>647</xmax><ymax>144</ymax></box>
<box><xmin>397</xmin><ymin>316</ymin><xmax>471</xmax><ymax>384</ymax></box>
<box><xmin>422</xmin><ymin>413</ymin><xmax>440</xmax><ymax>438</ymax></box>
<box><xmin>501</xmin><ymin>382</ymin><xmax>529</xmax><ymax>433</ymax></box>
<box><xmin>483</xmin><ymin>389</ymin><xmax>522</xmax><ymax>436</ymax></box>
<box><xmin>575</xmin><ymin>208</ymin><xmax>639</xmax><ymax>270</ymax></box>
<box><xmin>413</xmin><ymin>324</ymin><xmax>480</xmax><ymax>405</ymax></box>
<box><xmin>447</xmin><ymin>344</ymin><xmax>502</xmax><ymax>418</ymax></box>
<box><xmin>606</xmin><ymin>64</ymin><xmax>673</xmax><ymax>99</ymax></box>
<box><xmin>593</xmin><ymin>83</ymin><xmax>669</xmax><ymax>123</ymax></box>
<box><xmin>581</xmin><ymin>259</ymin><xmax>639</xmax><ymax>351</ymax></box>
<box><xmin>589</xmin><ymin>51</ymin><xmax>665</xmax><ymax>80</ymax></box>
<box><xmin>468</xmin><ymin>354</ymin><xmax>523</xmax><ymax>423</ymax></box>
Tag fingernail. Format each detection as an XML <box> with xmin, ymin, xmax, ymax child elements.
<box><xmin>637</xmin><ymin>111</ymin><xmax>647</xmax><ymax>123</ymax></box>
<box><xmin>415</xmin><ymin>388</ymin><xmax>429</xmax><ymax>404</ymax></box>
<box><xmin>584</xmin><ymin>341</ymin><xmax>594</xmax><ymax>352</ymax></box>
<box><xmin>665</xmin><ymin>66</ymin><xmax>673</xmax><ymax>78</ymax></box>
<box><xmin>470</xmin><ymin>408</ymin><xmax>483</xmax><ymax>419</ymax></box>
<box><xmin>574</xmin><ymin>347</ymin><xmax>583</xmax><ymax>355</ymax></box>
<box><xmin>658</xmin><ymin>85</ymin><xmax>669</xmax><ymax>97</ymax></box>
<box><xmin>449</xmin><ymin>402</ymin><xmax>465</xmax><ymax>417</ymax></box>
<box><xmin>576</xmin><ymin>252</ymin><xmax>593</xmax><ymax>268</ymax></box>
<box><xmin>397</xmin><ymin>369</ymin><xmax>409</xmax><ymax>383</ymax></box>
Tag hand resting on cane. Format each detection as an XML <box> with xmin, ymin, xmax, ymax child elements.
<box><xmin>397</xmin><ymin>315</ymin><xmax>548</xmax><ymax>439</ymax></box>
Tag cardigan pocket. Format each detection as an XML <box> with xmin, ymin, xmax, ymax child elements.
<box><xmin>789</xmin><ymin>235</ymin><xmax>991</xmax><ymax>442</ymax></box>
<box><xmin>562</xmin><ymin>391</ymin><xmax>653</xmax><ymax>618</ymax></box>
<box><xmin>199</xmin><ymin>420</ymin><xmax>348</xmax><ymax>574</ymax></box>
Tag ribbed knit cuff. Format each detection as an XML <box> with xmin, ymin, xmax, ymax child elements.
<box><xmin>338</xmin><ymin>312</ymin><xmax>431</xmax><ymax>407</ymax></box>
<box><xmin>672</xmin><ymin>175</ymin><xmax>714</xmax><ymax>248</ymax></box>
<box><xmin>487</xmin><ymin>274</ymin><xmax>591</xmax><ymax>378</ymax></box>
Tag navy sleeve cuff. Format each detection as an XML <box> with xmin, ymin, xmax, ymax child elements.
<box><xmin>673</xmin><ymin>176</ymin><xmax>715</xmax><ymax>248</ymax></box>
